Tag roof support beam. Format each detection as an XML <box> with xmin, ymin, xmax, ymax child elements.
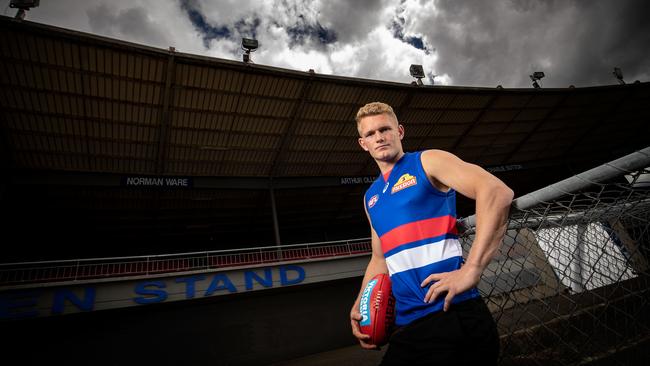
<box><xmin>155</xmin><ymin>48</ymin><xmax>177</xmax><ymax>175</ymax></box>
<box><xmin>76</xmin><ymin>42</ymin><xmax>94</xmax><ymax>172</ymax></box>
<box><xmin>269</xmin><ymin>72</ymin><xmax>315</xmax><ymax>177</ymax></box>
<box><xmin>269</xmin><ymin>182</ymin><xmax>282</xmax><ymax>246</ymax></box>
<box><xmin>263</xmin><ymin>73</ymin><xmax>314</xmax><ymax>245</ymax></box>
<box><xmin>0</xmin><ymin>113</ymin><xmax>13</xmax><ymax>174</ymax></box>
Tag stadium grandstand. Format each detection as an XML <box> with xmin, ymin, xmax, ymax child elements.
<box><xmin>1</xmin><ymin>15</ymin><xmax>649</xmax><ymax>366</ymax></box>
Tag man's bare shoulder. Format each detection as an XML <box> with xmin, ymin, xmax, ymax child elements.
<box><xmin>419</xmin><ymin>150</ymin><xmax>459</xmax><ymax>191</ymax></box>
<box><xmin>420</xmin><ymin>149</ymin><xmax>460</xmax><ymax>170</ymax></box>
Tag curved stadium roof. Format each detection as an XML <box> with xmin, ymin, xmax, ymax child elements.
<box><xmin>1</xmin><ymin>16</ymin><xmax>649</xmax><ymax>259</ymax></box>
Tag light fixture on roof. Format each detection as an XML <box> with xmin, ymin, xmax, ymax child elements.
<box><xmin>529</xmin><ymin>71</ymin><xmax>545</xmax><ymax>89</ymax></box>
<box><xmin>613</xmin><ymin>67</ymin><xmax>625</xmax><ymax>85</ymax></box>
<box><xmin>409</xmin><ymin>64</ymin><xmax>425</xmax><ymax>86</ymax></box>
<box><xmin>10</xmin><ymin>0</ymin><xmax>39</xmax><ymax>20</ymax></box>
<box><xmin>241</xmin><ymin>38</ymin><xmax>258</xmax><ymax>63</ymax></box>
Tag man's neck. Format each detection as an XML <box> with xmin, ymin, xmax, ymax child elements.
<box><xmin>376</xmin><ymin>151</ymin><xmax>405</xmax><ymax>177</ymax></box>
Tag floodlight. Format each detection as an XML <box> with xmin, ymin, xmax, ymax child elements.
<box><xmin>409</xmin><ymin>64</ymin><xmax>425</xmax><ymax>86</ymax></box>
<box><xmin>9</xmin><ymin>0</ymin><xmax>39</xmax><ymax>8</ymax></box>
<box><xmin>529</xmin><ymin>71</ymin><xmax>545</xmax><ymax>88</ymax></box>
<box><xmin>242</xmin><ymin>38</ymin><xmax>259</xmax><ymax>51</ymax></box>
<box><xmin>613</xmin><ymin>67</ymin><xmax>625</xmax><ymax>84</ymax></box>
<box><xmin>531</xmin><ymin>72</ymin><xmax>545</xmax><ymax>80</ymax></box>
<box><xmin>241</xmin><ymin>38</ymin><xmax>258</xmax><ymax>63</ymax></box>
<box><xmin>409</xmin><ymin>64</ymin><xmax>425</xmax><ymax>78</ymax></box>
<box><xmin>10</xmin><ymin>0</ymin><xmax>39</xmax><ymax>19</ymax></box>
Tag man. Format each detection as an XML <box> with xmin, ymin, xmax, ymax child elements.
<box><xmin>349</xmin><ymin>102</ymin><xmax>513</xmax><ymax>365</ymax></box>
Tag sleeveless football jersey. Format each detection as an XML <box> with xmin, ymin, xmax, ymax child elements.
<box><xmin>364</xmin><ymin>151</ymin><xmax>479</xmax><ymax>326</ymax></box>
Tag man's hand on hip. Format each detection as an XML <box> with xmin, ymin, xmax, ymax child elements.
<box><xmin>420</xmin><ymin>263</ymin><xmax>483</xmax><ymax>311</ymax></box>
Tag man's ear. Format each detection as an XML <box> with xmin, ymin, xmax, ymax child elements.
<box><xmin>398</xmin><ymin>124</ymin><xmax>405</xmax><ymax>140</ymax></box>
<box><xmin>358</xmin><ymin>137</ymin><xmax>369</xmax><ymax>151</ymax></box>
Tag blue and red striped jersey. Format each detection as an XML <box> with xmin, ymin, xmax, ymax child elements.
<box><xmin>364</xmin><ymin>151</ymin><xmax>479</xmax><ymax>326</ymax></box>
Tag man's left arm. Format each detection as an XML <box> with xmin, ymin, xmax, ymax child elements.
<box><xmin>419</xmin><ymin>149</ymin><xmax>514</xmax><ymax>310</ymax></box>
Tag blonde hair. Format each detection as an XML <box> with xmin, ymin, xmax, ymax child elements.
<box><xmin>355</xmin><ymin>102</ymin><xmax>398</xmax><ymax>125</ymax></box>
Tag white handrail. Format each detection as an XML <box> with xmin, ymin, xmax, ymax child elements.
<box><xmin>0</xmin><ymin>238</ymin><xmax>372</xmax><ymax>286</ymax></box>
<box><xmin>0</xmin><ymin>237</ymin><xmax>372</xmax><ymax>267</ymax></box>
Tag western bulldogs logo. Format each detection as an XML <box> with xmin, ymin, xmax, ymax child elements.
<box><xmin>391</xmin><ymin>173</ymin><xmax>417</xmax><ymax>194</ymax></box>
<box><xmin>368</xmin><ymin>194</ymin><xmax>379</xmax><ymax>208</ymax></box>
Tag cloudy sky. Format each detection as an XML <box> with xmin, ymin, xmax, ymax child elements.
<box><xmin>4</xmin><ymin>0</ymin><xmax>649</xmax><ymax>88</ymax></box>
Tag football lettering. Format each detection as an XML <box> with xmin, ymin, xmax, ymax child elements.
<box><xmin>358</xmin><ymin>274</ymin><xmax>395</xmax><ymax>346</ymax></box>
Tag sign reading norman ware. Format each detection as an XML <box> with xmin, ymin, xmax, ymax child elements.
<box><xmin>122</xmin><ymin>176</ymin><xmax>193</xmax><ymax>188</ymax></box>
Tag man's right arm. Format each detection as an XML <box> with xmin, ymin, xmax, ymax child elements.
<box><xmin>350</xmin><ymin>222</ymin><xmax>388</xmax><ymax>349</ymax></box>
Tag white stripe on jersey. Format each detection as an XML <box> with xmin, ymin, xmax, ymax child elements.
<box><xmin>385</xmin><ymin>238</ymin><xmax>462</xmax><ymax>275</ymax></box>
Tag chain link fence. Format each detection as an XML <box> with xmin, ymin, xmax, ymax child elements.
<box><xmin>460</xmin><ymin>147</ymin><xmax>650</xmax><ymax>365</ymax></box>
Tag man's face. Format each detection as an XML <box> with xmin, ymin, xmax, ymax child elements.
<box><xmin>357</xmin><ymin>113</ymin><xmax>404</xmax><ymax>162</ymax></box>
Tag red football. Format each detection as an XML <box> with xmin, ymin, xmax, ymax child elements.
<box><xmin>358</xmin><ymin>273</ymin><xmax>396</xmax><ymax>346</ymax></box>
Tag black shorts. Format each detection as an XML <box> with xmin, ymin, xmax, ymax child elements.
<box><xmin>379</xmin><ymin>297</ymin><xmax>499</xmax><ymax>366</ymax></box>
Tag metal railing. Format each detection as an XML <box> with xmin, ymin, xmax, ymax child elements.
<box><xmin>0</xmin><ymin>238</ymin><xmax>371</xmax><ymax>286</ymax></box>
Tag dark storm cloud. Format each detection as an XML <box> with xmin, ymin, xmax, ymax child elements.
<box><xmin>25</xmin><ymin>0</ymin><xmax>650</xmax><ymax>87</ymax></box>
<box><xmin>286</xmin><ymin>17</ymin><xmax>337</xmax><ymax>47</ymax></box>
<box><xmin>86</xmin><ymin>4</ymin><xmax>168</xmax><ymax>48</ymax></box>
<box><xmin>180</xmin><ymin>0</ymin><xmax>231</xmax><ymax>48</ymax></box>
<box><xmin>318</xmin><ymin>0</ymin><xmax>389</xmax><ymax>43</ymax></box>
<box><xmin>177</xmin><ymin>0</ymin><xmax>337</xmax><ymax>51</ymax></box>
<box><xmin>416</xmin><ymin>0</ymin><xmax>650</xmax><ymax>87</ymax></box>
<box><xmin>234</xmin><ymin>17</ymin><xmax>261</xmax><ymax>39</ymax></box>
<box><xmin>562</xmin><ymin>0</ymin><xmax>650</xmax><ymax>86</ymax></box>
<box><xmin>263</xmin><ymin>0</ymin><xmax>338</xmax><ymax>48</ymax></box>
<box><xmin>390</xmin><ymin>14</ymin><xmax>431</xmax><ymax>54</ymax></box>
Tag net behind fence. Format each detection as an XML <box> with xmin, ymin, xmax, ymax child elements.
<box><xmin>461</xmin><ymin>148</ymin><xmax>650</xmax><ymax>366</ymax></box>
